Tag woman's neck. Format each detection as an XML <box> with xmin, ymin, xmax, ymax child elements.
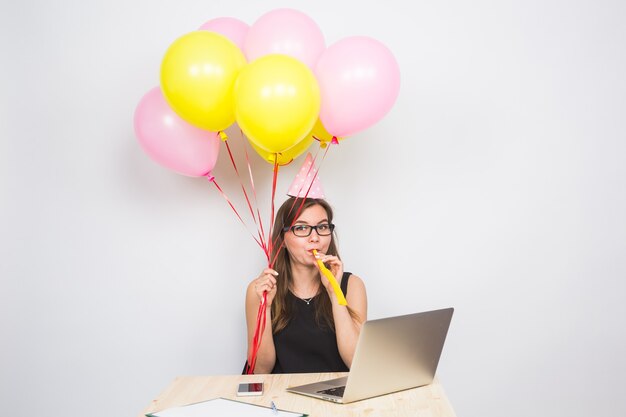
<box><xmin>289</xmin><ymin>263</ymin><xmax>320</xmax><ymax>297</ymax></box>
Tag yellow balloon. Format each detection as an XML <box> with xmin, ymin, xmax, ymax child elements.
<box><xmin>235</xmin><ymin>54</ymin><xmax>320</xmax><ymax>153</ymax></box>
<box><xmin>161</xmin><ymin>31</ymin><xmax>246</xmax><ymax>131</ymax></box>
<box><xmin>250</xmin><ymin>134</ymin><xmax>314</xmax><ymax>166</ymax></box>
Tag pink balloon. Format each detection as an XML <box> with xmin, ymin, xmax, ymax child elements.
<box><xmin>315</xmin><ymin>36</ymin><xmax>401</xmax><ymax>138</ymax></box>
<box><xmin>198</xmin><ymin>17</ymin><xmax>249</xmax><ymax>50</ymax></box>
<box><xmin>244</xmin><ymin>8</ymin><xmax>325</xmax><ymax>70</ymax></box>
<box><xmin>134</xmin><ymin>87</ymin><xmax>221</xmax><ymax>177</ymax></box>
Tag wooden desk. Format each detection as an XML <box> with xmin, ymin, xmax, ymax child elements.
<box><xmin>140</xmin><ymin>373</ymin><xmax>456</xmax><ymax>417</ymax></box>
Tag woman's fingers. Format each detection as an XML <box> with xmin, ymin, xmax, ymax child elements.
<box><xmin>313</xmin><ymin>252</ymin><xmax>344</xmax><ymax>294</ymax></box>
<box><xmin>314</xmin><ymin>253</ymin><xmax>342</xmax><ymax>273</ymax></box>
<box><xmin>254</xmin><ymin>269</ymin><xmax>279</xmax><ymax>301</ymax></box>
<box><xmin>256</xmin><ymin>277</ymin><xmax>276</xmax><ymax>291</ymax></box>
<box><xmin>256</xmin><ymin>269</ymin><xmax>278</xmax><ymax>285</ymax></box>
<box><xmin>263</xmin><ymin>268</ymin><xmax>279</xmax><ymax>276</ymax></box>
<box><xmin>314</xmin><ymin>252</ymin><xmax>340</xmax><ymax>265</ymax></box>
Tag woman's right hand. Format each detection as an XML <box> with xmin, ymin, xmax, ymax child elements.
<box><xmin>253</xmin><ymin>268</ymin><xmax>278</xmax><ymax>306</ymax></box>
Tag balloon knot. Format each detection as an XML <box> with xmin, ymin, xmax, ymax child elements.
<box><xmin>205</xmin><ymin>173</ymin><xmax>215</xmax><ymax>182</ymax></box>
<box><xmin>331</xmin><ymin>136</ymin><xmax>339</xmax><ymax>145</ymax></box>
<box><xmin>218</xmin><ymin>131</ymin><xmax>228</xmax><ymax>141</ymax></box>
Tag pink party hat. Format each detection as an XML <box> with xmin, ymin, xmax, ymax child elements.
<box><xmin>287</xmin><ymin>153</ymin><xmax>325</xmax><ymax>199</ymax></box>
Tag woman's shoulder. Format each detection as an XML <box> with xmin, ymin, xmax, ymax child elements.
<box><xmin>345</xmin><ymin>272</ymin><xmax>364</xmax><ymax>285</ymax></box>
<box><xmin>343</xmin><ymin>273</ymin><xmax>366</xmax><ymax>294</ymax></box>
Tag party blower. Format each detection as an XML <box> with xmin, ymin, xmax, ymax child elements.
<box><xmin>313</xmin><ymin>249</ymin><xmax>347</xmax><ymax>306</ymax></box>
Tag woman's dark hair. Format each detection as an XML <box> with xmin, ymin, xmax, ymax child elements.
<box><xmin>270</xmin><ymin>197</ymin><xmax>358</xmax><ymax>333</ymax></box>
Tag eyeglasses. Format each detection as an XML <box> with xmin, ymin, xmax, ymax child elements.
<box><xmin>283</xmin><ymin>223</ymin><xmax>335</xmax><ymax>237</ymax></box>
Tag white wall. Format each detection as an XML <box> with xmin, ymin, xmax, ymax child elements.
<box><xmin>1</xmin><ymin>1</ymin><xmax>625</xmax><ymax>416</ymax></box>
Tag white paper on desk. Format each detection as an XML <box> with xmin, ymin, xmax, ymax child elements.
<box><xmin>147</xmin><ymin>397</ymin><xmax>305</xmax><ymax>417</ymax></box>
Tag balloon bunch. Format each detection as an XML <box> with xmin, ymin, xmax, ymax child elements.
<box><xmin>134</xmin><ymin>8</ymin><xmax>400</xmax><ymax>174</ymax></box>
<box><xmin>133</xmin><ymin>8</ymin><xmax>400</xmax><ymax>373</ymax></box>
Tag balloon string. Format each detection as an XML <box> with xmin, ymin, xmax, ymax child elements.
<box><xmin>246</xmin><ymin>292</ymin><xmax>267</xmax><ymax>374</ymax></box>
<box><xmin>267</xmin><ymin>157</ymin><xmax>280</xmax><ymax>264</ymax></box>
<box><xmin>246</xmin><ymin>156</ymin><xmax>278</xmax><ymax>374</ymax></box>
<box><xmin>240</xmin><ymin>130</ymin><xmax>269</xmax><ymax>261</ymax></box>
<box><xmin>209</xmin><ymin>177</ymin><xmax>264</xmax><ymax>250</ymax></box>
<box><xmin>224</xmin><ymin>140</ymin><xmax>268</xmax><ymax>256</ymax></box>
<box><xmin>247</xmin><ymin>143</ymin><xmax>333</xmax><ymax>374</ymax></box>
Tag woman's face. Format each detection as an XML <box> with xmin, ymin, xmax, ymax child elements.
<box><xmin>283</xmin><ymin>204</ymin><xmax>332</xmax><ymax>267</ymax></box>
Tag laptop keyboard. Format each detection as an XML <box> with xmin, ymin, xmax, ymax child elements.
<box><xmin>316</xmin><ymin>386</ymin><xmax>345</xmax><ymax>398</ymax></box>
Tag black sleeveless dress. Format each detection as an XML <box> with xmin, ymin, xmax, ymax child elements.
<box><xmin>271</xmin><ymin>272</ymin><xmax>352</xmax><ymax>374</ymax></box>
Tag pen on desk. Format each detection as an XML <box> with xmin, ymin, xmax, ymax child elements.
<box><xmin>270</xmin><ymin>400</ymin><xmax>278</xmax><ymax>414</ymax></box>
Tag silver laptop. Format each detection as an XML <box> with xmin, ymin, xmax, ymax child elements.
<box><xmin>286</xmin><ymin>307</ymin><xmax>453</xmax><ymax>404</ymax></box>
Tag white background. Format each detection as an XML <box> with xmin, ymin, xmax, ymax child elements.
<box><xmin>1</xmin><ymin>1</ymin><xmax>625</xmax><ymax>416</ymax></box>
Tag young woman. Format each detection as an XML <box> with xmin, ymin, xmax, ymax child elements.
<box><xmin>245</xmin><ymin>197</ymin><xmax>367</xmax><ymax>374</ymax></box>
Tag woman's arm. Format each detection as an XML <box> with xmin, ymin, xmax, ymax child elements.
<box><xmin>330</xmin><ymin>274</ymin><xmax>367</xmax><ymax>368</ymax></box>
<box><xmin>245</xmin><ymin>269</ymin><xmax>278</xmax><ymax>374</ymax></box>
<box><xmin>314</xmin><ymin>252</ymin><xmax>367</xmax><ymax>368</ymax></box>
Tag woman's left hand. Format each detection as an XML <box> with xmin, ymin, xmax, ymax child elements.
<box><xmin>314</xmin><ymin>252</ymin><xmax>343</xmax><ymax>294</ymax></box>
